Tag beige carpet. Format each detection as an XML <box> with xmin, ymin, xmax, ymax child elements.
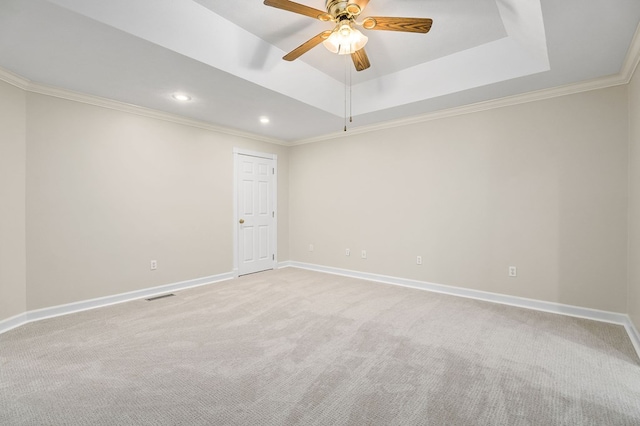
<box><xmin>1</xmin><ymin>268</ymin><xmax>639</xmax><ymax>425</ymax></box>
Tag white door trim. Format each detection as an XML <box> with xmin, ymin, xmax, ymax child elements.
<box><xmin>232</xmin><ymin>148</ymin><xmax>278</xmax><ymax>277</ymax></box>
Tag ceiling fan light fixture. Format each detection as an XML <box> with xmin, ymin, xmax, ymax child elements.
<box><xmin>322</xmin><ymin>22</ymin><xmax>368</xmax><ymax>55</ymax></box>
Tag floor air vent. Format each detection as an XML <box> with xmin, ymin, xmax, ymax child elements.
<box><xmin>146</xmin><ymin>293</ymin><xmax>175</xmax><ymax>301</ymax></box>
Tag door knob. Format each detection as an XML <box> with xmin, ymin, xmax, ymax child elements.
<box><xmin>239</xmin><ymin>219</ymin><xmax>245</xmax><ymax>224</ymax></box>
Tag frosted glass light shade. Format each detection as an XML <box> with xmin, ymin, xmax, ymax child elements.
<box><xmin>323</xmin><ymin>24</ymin><xmax>368</xmax><ymax>55</ymax></box>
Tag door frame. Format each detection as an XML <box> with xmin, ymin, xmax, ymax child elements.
<box><xmin>232</xmin><ymin>148</ymin><xmax>278</xmax><ymax>278</ymax></box>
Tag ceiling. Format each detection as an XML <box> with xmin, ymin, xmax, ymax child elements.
<box><xmin>1</xmin><ymin>0</ymin><xmax>639</xmax><ymax>143</ymax></box>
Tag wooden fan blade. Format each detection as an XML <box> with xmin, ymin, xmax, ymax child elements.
<box><xmin>264</xmin><ymin>0</ymin><xmax>331</xmax><ymax>20</ymax></box>
<box><xmin>284</xmin><ymin>31</ymin><xmax>332</xmax><ymax>61</ymax></box>
<box><xmin>362</xmin><ymin>17</ymin><xmax>433</xmax><ymax>33</ymax></box>
<box><xmin>351</xmin><ymin>48</ymin><xmax>370</xmax><ymax>72</ymax></box>
<box><xmin>353</xmin><ymin>0</ymin><xmax>370</xmax><ymax>11</ymax></box>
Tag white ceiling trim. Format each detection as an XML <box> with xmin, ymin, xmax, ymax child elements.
<box><xmin>27</xmin><ymin>83</ymin><xmax>287</xmax><ymax>145</ymax></box>
<box><xmin>294</xmin><ymin>73</ymin><xmax>630</xmax><ymax>146</ymax></box>
<box><xmin>46</xmin><ymin>0</ymin><xmax>345</xmax><ymax>116</ymax></box>
<box><xmin>47</xmin><ymin>0</ymin><xmax>549</xmax><ymax>118</ymax></box>
<box><xmin>622</xmin><ymin>20</ymin><xmax>640</xmax><ymax>84</ymax></box>
<box><xmin>496</xmin><ymin>0</ymin><xmax>549</xmax><ymax>67</ymax></box>
<box><xmin>352</xmin><ymin>0</ymin><xmax>549</xmax><ymax>116</ymax></box>
<box><xmin>1</xmin><ymin>20</ymin><xmax>638</xmax><ymax>148</ymax></box>
<box><xmin>353</xmin><ymin>37</ymin><xmax>549</xmax><ymax>116</ymax></box>
<box><xmin>0</xmin><ymin>67</ymin><xmax>30</xmax><ymax>90</ymax></box>
<box><xmin>0</xmin><ymin>67</ymin><xmax>285</xmax><ymax>146</ymax></box>
<box><xmin>0</xmin><ymin>60</ymin><xmax>633</xmax><ymax>148</ymax></box>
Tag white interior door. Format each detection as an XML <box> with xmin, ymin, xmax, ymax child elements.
<box><xmin>236</xmin><ymin>152</ymin><xmax>276</xmax><ymax>276</ymax></box>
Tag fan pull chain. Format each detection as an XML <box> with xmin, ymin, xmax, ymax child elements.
<box><xmin>343</xmin><ymin>55</ymin><xmax>354</xmax><ymax>132</ymax></box>
<box><xmin>349</xmin><ymin>60</ymin><xmax>353</xmax><ymax>124</ymax></box>
<box><xmin>344</xmin><ymin>55</ymin><xmax>348</xmax><ymax>132</ymax></box>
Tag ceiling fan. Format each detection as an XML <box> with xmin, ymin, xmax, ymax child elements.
<box><xmin>264</xmin><ymin>0</ymin><xmax>433</xmax><ymax>72</ymax></box>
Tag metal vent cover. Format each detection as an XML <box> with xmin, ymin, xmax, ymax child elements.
<box><xmin>146</xmin><ymin>293</ymin><xmax>175</xmax><ymax>301</ymax></box>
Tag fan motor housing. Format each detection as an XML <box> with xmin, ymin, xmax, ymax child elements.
<box><xmin>325</xmin><ymin>0</ymin><xmax>361</xmax><ymax>20</ymax></box>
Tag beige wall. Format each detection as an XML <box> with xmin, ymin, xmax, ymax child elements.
<box><xmin>290</xmin><ymin>86</ymin><xmax>629</xmax><ymax>312</ymax></box>
<box><xmin>0</xmin><ymin>80</ymin><xmax>27</xmax><ymax>321</ymax></box>
<box><xmin>0</xmin><ymin>73</ymin><xmax>634</xmax><ymax>320</ymax></box>
<box><xmin>25</xmin><ymin>93</ymin><xmax>288</xmax><ymax>310</ymax></box>
<box><xmin>629</xmin><ymin>68</ymin><xmax>640</xmax><ymax>329</ymax></box>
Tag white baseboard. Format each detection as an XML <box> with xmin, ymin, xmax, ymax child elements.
<box><xmin>281</xmin><ymin>261</ymin><xmax>640</xmax><ymax>360</ymax></box>
<box><xmin>625</xmin><ymin>319</ymin><xmax>640</xmax><ymax>359</ymax></box>
<box><xmin>4</xmin><ymin>263</ymin><xmax>640</xmax><ymax>361</ymax></box>
<box><xmin>0</xmin><ymin>313</ymin><xmax>28</xmax><ymax>335</ymax></box>
<box><xmin>0</xmin><ymin>272</ymin><xmax>234</xmax><ymax>335</ymax></box>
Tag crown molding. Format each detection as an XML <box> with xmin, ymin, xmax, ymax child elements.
<box><xmin>2</xmin><ymin>19</ymin><xmax>640</xmax><ymax>148</ymax></box>
<box><xmin>0</xmin><ymin>65</ymin><xmax>632</xmax><ymax>149</ymax></box>
<box><xmin>292</xmin><ymin>72</ymin><xmax>630</xmax><ymax>146</ymax></box>
<box><xmin>292</xmin><ymin>22</ymin><xmax>640</xmax><ymax>146</ymax></box>
<box><xmin>0</xmin><ymin>68</ymin><xmax>286</xmax><ymax>146</ymax></box>
<box><xmin>621</xmin><ymin>20</ymin><xmax>640</xmax><ymax>84</ymax></box>
<box><xmin>0</xmin><ymin>67</ymin><xmax>30</xmax><ymax>90</ymax></box>
<box><xmin>26</xmin><ymin>82</ymin><xmax>286</xmax><ymax>146</ymax></box>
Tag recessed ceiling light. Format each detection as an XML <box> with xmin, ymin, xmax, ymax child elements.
<box><xmin>260</xmin><ymin>117</ymin><xmax>270</xmax><ymax>124</ymax></box>
<box><xmin>172</xmin><ymin>93</ymin><xmax>191</xmax><ymax>101</ymax></box>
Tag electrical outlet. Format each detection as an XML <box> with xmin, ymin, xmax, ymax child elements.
<box><xmin>309</xmin><ymin>244</ymin><xmax>314</xmax><ymax>252</ymax></box>
<box><xmin>150</xmin><ymin>260</ymin><xmax>157</xmax><ymax>270</ymax></box>
<box><xmin>509</xmin><ymin>266</ymin><xmax>517</xmax><ymax>277</ymax></box>
<box><xmin>417</xmin><ymin>256</ymin><xmax>422</xmax><ymax>265</ymax></box>
<box><xmin>346</xmin><ymin>248</ymin><xmax>350</xmax><ymax>256</ymax></box>
<box><xmin>361</xmin><ymin>250</ymin><xmax>367</xmax><ymax>259</ymax></box>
